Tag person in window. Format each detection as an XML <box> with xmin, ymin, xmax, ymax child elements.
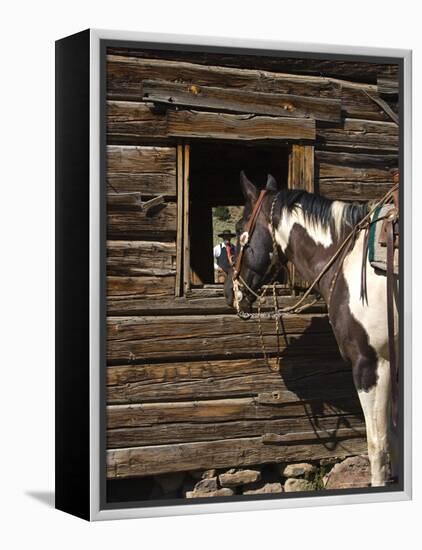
<box><xmin>214</xmin><ymin>230</ymin><xmax>237</xmax><ymax>282</ymax></box>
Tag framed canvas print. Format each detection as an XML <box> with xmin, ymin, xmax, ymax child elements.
<box><xmin>55</xmin><ymin>29</ymin><xmax>412</xmax><ymax>521</ymax></box>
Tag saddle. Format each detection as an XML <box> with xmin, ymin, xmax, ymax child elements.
<box><xmin>368</xmin><ymin>203</ymin><xmax>399</xmax><ymax>274</ymax></box>
<box><xmin>361</xmin><ymin>168</ymin><xmax>399</xmax><ymax>426</ymax></box>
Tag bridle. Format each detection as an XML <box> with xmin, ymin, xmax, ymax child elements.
<box><xmin>233</xmin><ymin>190</ymin><xmax>267</xmax><ymax>281</ymax></box>
<box><xmin>232</xmin><ymin>190</ymin><xmax>274</xmax><ymax>312</ymax></box>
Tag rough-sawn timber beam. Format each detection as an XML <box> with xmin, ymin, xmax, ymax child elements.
<box><xmin>107</xmin><ymin>429</ymin><xmax>367</xmax><ymax>478</ymax></box>
<box><xmin>167</xmin><ymin>110</ymin><xmax>316</xmax><ymax>141</ymax></box>
<box><xmin>142</xmin><ymin>79</ymin><xmax>342</xmax><ymax>123</ymax></box>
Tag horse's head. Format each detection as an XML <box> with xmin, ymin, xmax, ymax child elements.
<box><xmin>225</xmin><ymin>171</ymin><xmax>285</xmax><ymax>313</ymax></box>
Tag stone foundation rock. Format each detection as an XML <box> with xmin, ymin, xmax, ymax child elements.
<box><xmin>281</xmin><ymin>463</ymin><xmax>315</xmax><ymax>479</ymax></box>
<box><xmin>186</xmin><ymin>487</ymin><xmax>235</xmax><ymax>499</ymax></box>
<box><xmin>284</xmin><ymin>478</ymin><xmax>313</xmax><ymax>492</ymax></box>
<box><xmin>143</xmin><ymin>455</ymin><xmax>372</xmax><ymax>499</ymax></box>
<box><xmin>242</xmin><ymin>482</ymin><xmax>283</xmax><ymax>495</ymax></box>
<box><xmin>323</xmin><ymin>455</ymin><xmax>371</xmax><ymax>489</ymax></box>
<box><xmin>219</xmin><ymin>468</ymin><xmax>261</xmax><ymax>488</ymax></box>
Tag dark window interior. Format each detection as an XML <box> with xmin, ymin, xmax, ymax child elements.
<box><xmin>189</xmin><ymin>142</ymin><xmax>289</xmax><ymax>287</ymax></box>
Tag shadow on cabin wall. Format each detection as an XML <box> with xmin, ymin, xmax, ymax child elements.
<box><xmin>274</xmin><ymin>316</ymin><xmax>364</xmax><ymax>450</ymax></box>
<box><xmin>106</xmin><ymin>318</ymin><xmax>364</xmax><ymax>503</ymax></box>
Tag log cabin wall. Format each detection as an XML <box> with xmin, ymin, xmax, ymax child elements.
<box><xmin>105</xmin><ymin>47</ymin><xmax>398</xmax><ymax>480</ymax></box>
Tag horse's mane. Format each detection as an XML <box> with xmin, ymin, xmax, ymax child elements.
<box><xmin>277</xmin><ymin>188</ymin><xmax>369</xmax><ymax>236</ymax></box>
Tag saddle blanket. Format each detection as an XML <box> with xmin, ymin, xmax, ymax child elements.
<box><xmin>368</xmin><ymin>204</ymin><xmax>398</xmax><ymax>275</ymax></box>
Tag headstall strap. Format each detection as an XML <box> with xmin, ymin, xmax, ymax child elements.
<box><xmin>233</xmin><ymin>190</ymin><xmax>267</xmax><ymax>280</ymax></box>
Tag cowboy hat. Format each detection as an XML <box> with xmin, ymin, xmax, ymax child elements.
<box><xmin>218</xmin><ymin>229</ymin><xmax>236</xmax><ymax>239</ymax></box>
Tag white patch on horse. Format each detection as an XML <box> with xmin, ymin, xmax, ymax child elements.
<box><xmin>357</xmin><ymin>358</ymin><xmax>391</xmax><ymax>486</ymax></box>
<box><xmin>272</xmin><ymin>205</ymin><xmax>333</xmax><ymax>251</ymax></box>
<box><xmin>342</xmin><ymin>231</ymin><xmax>398</xmax><ymax>357</ymax></box>
<box><xmin>331</xmin><ymin>201</ymin><xmax>346</xmax><ymax>238</ymax></box>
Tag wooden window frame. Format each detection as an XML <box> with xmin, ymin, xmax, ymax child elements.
<box><xmin>176</xmin><ymin>141</ymin><xmax>315</xmax><ymax>299</ymax></box>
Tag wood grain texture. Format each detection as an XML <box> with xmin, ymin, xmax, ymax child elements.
<box><xmin>107</xmin><ymin>396</ymin><xmax>361</xmax><ymax>429</ymax></box>
<box><xmin>107</xmin><ymin>55</ymin><xmax>341</xmax><ymax>101</ymax></box>
<box><xmin>315</xmin><ymin>150</ymin><xmax>397</xmax><ymax>200</ymax></box>
<box><xmin>288</xmin><ymin>144</ymin><xmax>315</xmax><ymax>192</ymax></box>
<box><xmin>377</xmin><ymin>65</ymin><xmax>399</xmax><ymax>96</ymax></box>
<box><xmin>107</xmin><ymin>202</ymin><xmax>176</xmax><ymax>240</ymax></box>
<box><xmin>167</xmin><ymin>110</ymin><xmax>316</xmax><ymax>141</ymax></box>
<box><xmin>317</xmin><ymin>118</ymin><xmax>399</xmax><ymax>152</ymax></box>
<box><xmin>107</xmin><ymin>429</ymin><xmax>367</xmax><ymax>477</ymax></box>
<box><xmin>107</xmin><ymin>240</ymin><xmax>176</xmax><ymax>277</ymax></box>
<box><xmin>315</xmin><ymin>150</ymin><xmax>398</xmax><ymax>168</ymax></box>
<box><xmin>143</xmin><ymin>80</ymin><xmax>341</xmax><ymax>122</ymax></box>
<box><xmin>106</xmin><ymin>314</ymin><xmax>339</xmax><ymax>364</ymax></box>
<box><xmin>318</xmin><ymin>164</ymin><xmax>394</xmax><ymax>201</ymax></box>
<box><xmin>106</xmin><ymin>356</ymin><xmax>352</xmax><ymax>404</ymax></box>
<box><xmin>108</xmin><ymin>48</ymin><xmax>394</xmax><ymax>83</ymax></box>
<box><xmin>107</xmin><ymin>276</ymin><xmax>175</xmax><ymax>299</ymax></box>
<box><xmin>107</xmin><ymin>145</ymin><xmax>176</xmax><ymax>197</ymax></box>
<box><xmin>107</xmin><ymin>101</ymin><xmax>168</xmax><ymax>141</ymax></box>
<box><xmin>319</xmin><ymin>182</ymin><xmax>392</xmax><ymax>201</ymax></box>
<box><xmin>175</xmin><ymin>145</ymin><xmax>184</xmax><ymax>296</ymax></box>
<box><xmin>107</xmin><ymin>145</ymin><xmax>176</xmax><ymax>173</ymax></box>
<box><xmin>183</xmin><ymin>145</ymin><xmax>191</xmax><ymax>292</ymax></box>
<box><xmin>106</xmin><ymin>293</ymin><xmax>327</xmax><ymax>316</ymax></box>
<box><xmin>339</xmin><ymin>85</ymin><xmax>397</xmax><ymax>121</ymax></box>
<box><xmin>107</xmin><ymin>413</ymin><xmax>364</xmax><ymax>448</ymax></box>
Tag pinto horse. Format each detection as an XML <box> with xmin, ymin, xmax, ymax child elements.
<box><xmin>225</xmin><ymin>171</ymin><xmax>399</xmax><ymax>487</ymax></box>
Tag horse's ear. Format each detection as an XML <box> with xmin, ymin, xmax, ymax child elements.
<box><xmin>240</xmin><ymin>170</ymin><xmax>258</xmax><ymax>204</ymax></box>
<box><xmin>266</xmin><ymin>173</ymin><xmax>278</xmax><ymax>192</ymax></box>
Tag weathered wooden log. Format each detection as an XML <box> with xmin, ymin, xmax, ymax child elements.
<box><xmin>339</xmin><ymin>85</ymin><xmax>397</xmax><ymax>121</ymax></box>
<box><xmin>167</xmin><ymin>110</ymin><xmax>316</xmax><ymax>141</ymax></box>
<box><xmin>107</xmin><ymin>202</ymin><xmax>176</xmax><ymax>240</ymax></box>
<box><xmin>107</xmin><ymin>313</ymin><xmax>331</xmax><ymax>342</ymax></box>
<box><xmin>317</xmin><ymin>118</ymin><xmax>398</xmax><ymax>152</ymax></box>
<box><xmin>288</xmin><ymin>144</ymin><xmax>314</xmax><ymax>192</ymax></box>
<box><xmin>107</xmin><ymin>55</ymin><xmax>398</xmax><ymax>121</ymax></box>
<box><xmin>106</xmin><ymin>294</ymin><xmax>327</xmax><ymax>316</ymax></box>
<box><xmin>107</xmin><ymin>429</ymin><xmax>367</xmax><ymax>478</ymax></box>
<box><xmin>107</xmin><ymin>192</ymin><xmax>143</xmax><ymax>210</ymax></box>
<box><xmin>107</xmin><ymin>396</ymin><xmax>361</xmax><ymax>429</ymax></box>
<box><xmin>107</xmin><ymin>240</ymin><xmax>176</xmax><ymax>277</ymax></box>
<box><xmin>377</xmin><ymin>65</ymin><xmax>399</xmax><ymax>96</ymax></box>
<box><xmin>106</xmin><ymin>314</ymin><xmax>339</xmax><ymax>364</ymax></box>
<box><xmin>107</xmin><ymin>145</ymin><xmax>176</xmax><ymax>197</ymax></box>
<box><xmin>319</xmin><ymin>182</ymin><xmax>392</xmax><ymax>201</ymax></box>
<box><xmin>107</xmin><ymin>193</ymin><xmax>164</xmax><ymax>213</ymax></box>
<box><xmin>107</xmin><ymin>145</ymin><xmax>176</xmax><ymax>174</ymax></box>
<box><xmin>107</xmin><ymin>101</ymin><xmax>168</xmax><ymax>142</ymax></box>
<box><xmin>106</xmin><ymin>356</ymin><xmax>351</xmax><ymax>404</ymax></box>
<box><xmin>142</xmin><ymin>80</ymin><xmax>342</xmax><ymax>122</ymax></box>
<box><xmin>107</xmin><ymin>413</ymin><xmax>364</xmax><ymax>448</ymax></box>
<box><xmin>107</xmin><ymin>55</ymin><xmax>341</xmax><ymax>101</ymax></box>
<box><xmin>107</xmin><ymin>48</ymin><xmax>394</xmax><ymax>84</ymax></box>
<box><xmin>108</xmin><ymin>174</ymin><xmax>176</xmax><ymax>198</ymax></box>
<box><xmin>315</xmin><ymin>150</ymin><xmax>397</xmax><ymax>200</ymax></box>
<box><xmin>318</xmin><ymin>164</ymin><xmax>394</xmax><ymax>188</ymax></box>
<box><xmin>107</xmin><ymin>276</ymin><xmax>175</xmax><ymax>299</ymax></box>
<box><xmin>315</xmin><ymin>150</ymin><xmax>398</xmax><ymax>168</ymax></box>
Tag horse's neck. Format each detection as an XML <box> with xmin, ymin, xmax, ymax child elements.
<box><xmin>275</xmin><ymin>208</ymin><xmax>350</xmax><ymax>299</ymax></box>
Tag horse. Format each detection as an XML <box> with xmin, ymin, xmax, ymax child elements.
<box><xmin>224</xmin><ymin>171</ymin><xmax>399</xmax><ymax>487</ymax></box>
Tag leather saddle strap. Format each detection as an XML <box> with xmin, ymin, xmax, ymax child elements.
<box><xmin>233</xmin><ymin>190</ymin><xmax>267</xmax><ymax>277</ymax></box>
<box><xmin>387</xmin><ymin>221</ymin><xmax>398</xmax><ymax>428</ymax></box>
<box><xmin>360</xmin><ymin>224</ymin><xmax>370</xmax><ymax>304</ymax></box>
